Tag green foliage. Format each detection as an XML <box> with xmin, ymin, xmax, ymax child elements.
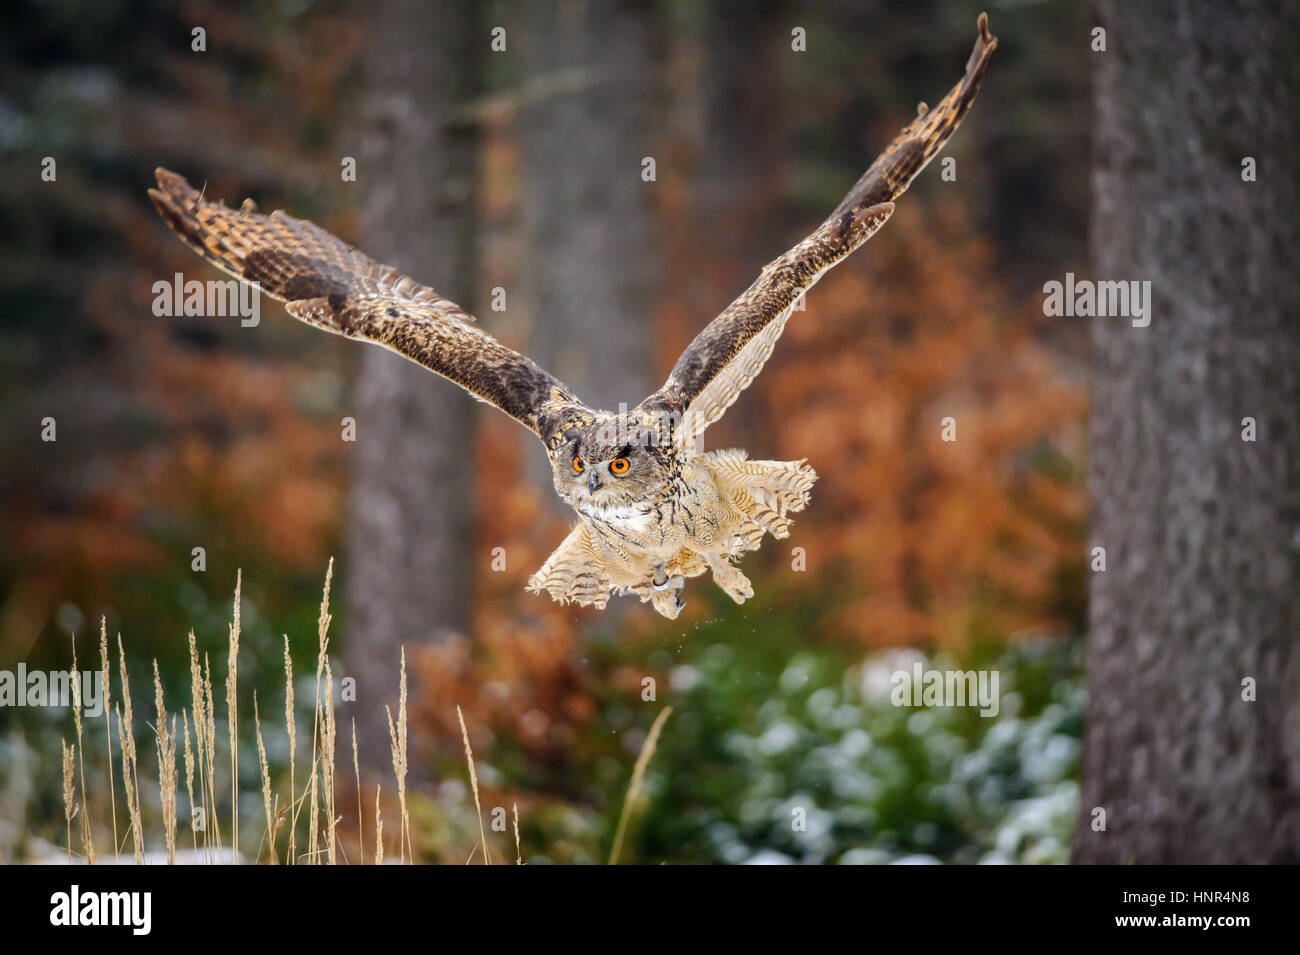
<box><xmin>607</xmin><ymin>600</ymin><xmax>1082</xmax><ymax>864</ymax></box>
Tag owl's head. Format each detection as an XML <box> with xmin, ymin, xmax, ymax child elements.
<box><xmin>551</xmin><ymin>416</ymin><xmax>674</xmax><ymax>514</ymax></box>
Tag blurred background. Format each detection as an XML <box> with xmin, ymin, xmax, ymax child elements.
<box><xmin>0</xmin><ymin>0</ymin><xmax>1293</xmax><ymax>865</ymax></box>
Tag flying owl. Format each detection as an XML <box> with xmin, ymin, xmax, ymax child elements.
<box><xmin>150</xmin><ymin>15</ymin><xmax>996</xmax><ymax>619</ymax></box>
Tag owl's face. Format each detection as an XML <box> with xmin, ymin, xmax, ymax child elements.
<box><xmin>552</xmin><ymin>424</ymin><xmax>672</xmax><ymax>515</ymax></box>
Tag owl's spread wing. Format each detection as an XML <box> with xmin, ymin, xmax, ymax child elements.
<box><xmin>637</xmin><ymin>13</ymin><xmax>997</xmax><ymax>448</ymax></box>
<box><xmin>149</xmin><ymin>168</ymin><xmax>584</xmax><ymax>437</ymax></box>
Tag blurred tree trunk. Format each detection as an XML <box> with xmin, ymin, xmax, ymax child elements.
<box><xmin>673</xmin><ymin>0</ymin><xmax>787</xmax><ymax>448</ymax></box>
<box><xmin>346</xmin><ymin>0</ymin><xmax>480</xmax><ymax>767</ymax></box>
<box><xmin>1075</xmin><ymin>0</ymin><xmax>1300</xmax><ymax>863</ymax></box>
<box><xmin>695</xmin><ymin>0</ymin><xmax>784</xmax><ymax>272</ymax></box>
<box><xmin>516</xmin><ymin>0</ymin><xmax>658</xmax><ymax>500</ymax></box>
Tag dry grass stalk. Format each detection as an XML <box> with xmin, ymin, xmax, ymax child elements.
<box><xmin>202</xmin><ymin>652</ymin><xmax>221</xmax><ymax>853</ymax></box>
<box><xmin>352</xmin><ymin>717</ymin><xmax>363</xmax><ymax>865</ymax></box>
<box><xmin>186</xmin><ymin>631</ymin><xmax>211</xmax><ymax>858</ymax></box>
<box><xmin>115</xmin><ymin>634</ymin><xmax>144</xmax><ymax>862</ymax></box>
<box><xmin>384</xmin><ymin>706</ymin><xmax>402</xmax><ymax>863</ymax></box>
<box><xmin>385</xmin><ymin>645</ymin><xmax>410</xmax><ymax>863</ymax></box>
<box><xmin>60</xmin><ymin>738</ymin><xmax>75</xmax><ymax>863</ymax></box>
<box><xmin>283</xmin><ymin>634</ymin><xmax>296</xmax><ymax>865</ymax></box>
<box><xmin>182</xmin><ymin>711</ymin><xmax>197</xmax><ymax>856</ymax></box>
<box><xmin>306</xmin><ymin>559</ymin><xmax>333</xmax><ymax>865</ymax></box>
<box><xmin>323</xmin><ymin>657</ymin><xmax>337</xmax><ymax>865</ymax></box>
<box><xmin>98</xmin><ymin>623</ymin><xmax>117</xmax><ymax>860</ymax></box>
<box><xmin>114</xmin><ymin>636</ymin><xmax>146</xmax><ymax>864</ymax></box>
<box><xmin>374</xmin><ymin>785</ymin><xmax>383</xmax><ymax>865</ymax></box>
<box><xmin>152</xmin><ymin>660</ymin><xmax>178</xmax><ymax>864</ymax></box>
<box><xmin>114</xmin><ymin>701</ymin><xmax>144</xmax><ymax>863</ymax></box>
<box><xmin>296</xmin><ymin>753</ymin><xmax>323</xmax><ymax>864</ymax></box>
<box><xmin>226</xmin><ymin>570</ymin><xmax>242</xmax><ymax>860</ymax></box>
<box><xmin>608</xmin><ymin>706</ymin><xmax>673</xmax><ymax>865</ymax></box>
<box><xmin>397</xmin><ymin>647</ymin><xmax>410</xmax><ymax>859</ymax></box>
<box><xmin>457</xmin><ymin>704</ymin><xmax>490</xmax><ymax>865</ymax></box>
<box><xmin>69</xmin><ymin>635</ymin><xmax>94</xmax><ymax>864</ymax></box>
<box><xmin>512</xmin><ymin>802</ymin><xmax>521</xmax><ymax>865</ymax></box>
<box><xmin>188</xmin><ymin>635</ymin><xmax>222</xmax><ymax>857</ymax></box>
<box><xmin>307</xmin><ymin>749</ymin><xmax>320</xmax><ymax>864</ymax></box>
<box><xmin>254</xmin><ymin>693</ymin><xmax>276</xmax><ymax>864</ymax></box>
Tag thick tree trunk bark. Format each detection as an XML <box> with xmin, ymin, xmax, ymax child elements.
<box><xmin>345</xmin><ymin>0</ymin><xmax>479</xmax><ymax>767</ymax></box>
<box><xmin>1074</xmin><ymin>0</ymin><xmax>1300</xmax><ymax>863</ymax></box>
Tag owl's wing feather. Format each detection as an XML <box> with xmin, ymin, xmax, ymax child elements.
<box><xmin>638</xmin><ymin>13</ymin><xmax>997</xmax><ymax>447</ymax></box>
<box><xmin>148</xmin><ymin>168</ymin><xmax>584</xmax><ymax>438</ymax></box>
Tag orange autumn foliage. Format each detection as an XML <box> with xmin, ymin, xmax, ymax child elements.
<box><xmin>757</xmin><ymin>199</ymin><xmax>1087</xmax><ymax>646</ymax></box>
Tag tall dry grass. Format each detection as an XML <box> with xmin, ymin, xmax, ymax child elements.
<box><xmin>283</xmin><ymin>634</ymin><xmax>296</xmax><ymax>864</ymax></box>
<box><xmin>609</xmin><ymin>706</ymin><xmax>673</xmax><ymax>865</ymax></box>
<box><xmin>152</xmin><ymin>661</ymin><xmax>177</xmax><ymax>864</ymax></box>
<box><xmin>68</xmin><ymin>635</ymin><xmax>93</xmax><ymax>863</ymax></box>
<box><xmin>225</xmin><ymin>571</ymin><xmax>241</xmax><ymax>861</ymax></box>
<box><xmin>43</xmin><ymin>564</ymin><xmax>448</xmax><ymax>864</ymax></box>
<box><xmin>385</xmin><ymin>646</ymin><xmax>411</xmax><ymax>864</ymax></box>
<box><xmin>254</xmin><ymin>693</ymin><xmax>276</xmax><ymax>863</ymax></box>
<box><xmin>457</xmin><ymin>704</ymin><xmax>489</xmax><ymax>865</ymax></box>
<box><xmin>40</xmin><ymin>562</ymin><xmax>670</xmax><ymax>865</ymax></box>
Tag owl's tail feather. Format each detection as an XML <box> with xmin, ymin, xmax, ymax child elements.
<box><xmin>526</xmin><ymin>523</ymin><xmax>610</xmax><ymax>609</ymax></box>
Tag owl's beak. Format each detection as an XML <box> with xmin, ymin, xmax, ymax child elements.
<box><xmin>587</xmin><ymin>470</ymin><xmax>602</xmax><ymax>495</ymax></box>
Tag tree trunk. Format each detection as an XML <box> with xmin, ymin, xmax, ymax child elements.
<box><xmin>345</xmin><ymin>0</ymin><xmax>480</xmax><ymax>767</ymax></box>
<box><xmin>675</xmin><ymin>0</ymin><xmax>787</xmax><ymax>448</ymax></box>
<box><xmin>515</xmin><ymin>0</ymin><xmax>659</xmax><ymax>501</ymax></box>
<box><xmin>1074</xmin><ymin>0</ymin><xmax>1300</xmax><ymax>863</ymax></box>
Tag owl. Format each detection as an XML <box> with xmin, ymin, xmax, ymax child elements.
<box><xmin>150</xmin><ymin>16</ymin><xmax>996</xmax><ymax>619</ymax></box>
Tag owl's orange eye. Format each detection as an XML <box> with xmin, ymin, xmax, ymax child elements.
<box><xmin>610</xmin><ymin>457</ymin><xmax>630</xmax><ymax>475</ymax></box>
<box><xmin>572</xmin><ymin>456</ymin><xmax>585</xmax><ymax>474</ymax></box>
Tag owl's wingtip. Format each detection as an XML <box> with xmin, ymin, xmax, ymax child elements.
<box><xmin>976</xmin><ymin>12</ymin><xmax>998</xmax><ymax>53</ymax></box>
<box><xmin>151</xmin><ymin>167</ymin><xmax>198</xmax><ymax>200</ymax></box>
